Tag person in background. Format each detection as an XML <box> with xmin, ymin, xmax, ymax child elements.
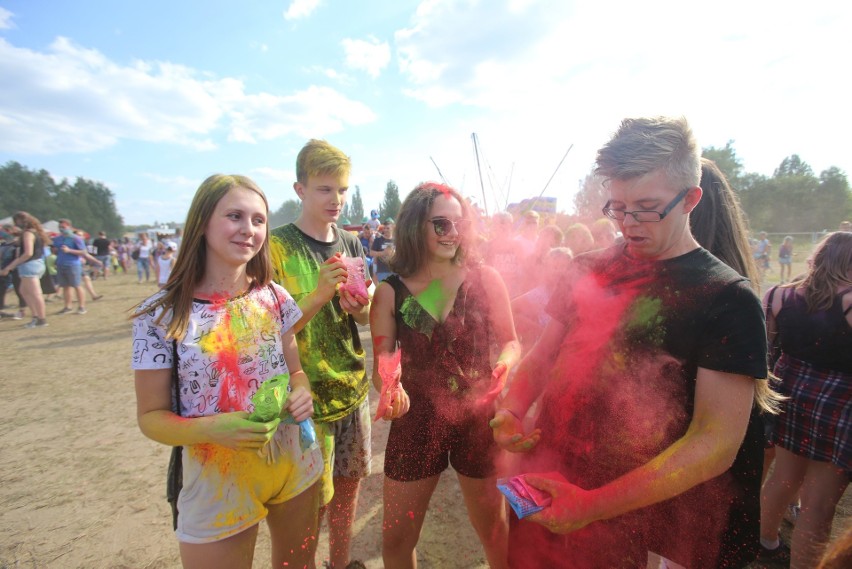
<box><xmin>92</xmin><ymin>231</ymin><xmax>112</xmax><ymax>279</ymax></box>
<box><xmin>483</xmin><ymin>212</ymin><xmax>525</xmax><ymax>298</ymax></box>
<box><xmin>134</xmin><ymin>232</ymin><xmax>153</xmax><ymax>283</ymax></box>
<box><xmin>371</xmin><ymin>224</ymin><xmax>395</xmax><ymax>284</ymax></box>
<box><xmin>359</xmin><ymin>224</ymin><xmax>374</xmax><ymax>276</ymax></box>
<box><xmin>760</xmin><ymin>231</ymin><xmax>852</xmax><ymax>568</ymax></box>
<box><xmin>563</xmin><ymin>222</ymin><xmax>595</xmax><ymax>257</ymax></box>
<box><xmin>156</xmin><ymin>241</ymin><xmax>177</xmax><ymax>289</ymax></box>
<box><xmin>52</xmin><ymin>218</ymin><xmax>87</xmax><ymax>315</ymax></box>
<box><xmin>779</xmin><ymin>235</ymin><xmax>795</xmax><ymax>284</ymax></box>
<box><xmin>513</xmin><ymin>210</ymin><xmax>540</xmax><ymax>257</ymax></box>
<box><xmin>0</xmin><ymin>212</ymin><xmax>49</xmax><ymax>327</ymax></box>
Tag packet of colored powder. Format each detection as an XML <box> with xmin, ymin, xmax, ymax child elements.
<box><xmin>497</xmin><ymin>475</ymin><xmax>552</xmax><ymax>519</ymax></box>
<box><xmin>249</xmin><ymin>373</ymin><xmax>290</xmax><ymax>422</ymax></box>
<box><xmin>249</xmin><ymin>373</ymin><xmax>316</xmax><ymax>451</ymax></box>
<box><xmin>340</xmin><ymin>256</ymin><xmax>368</xmax><ymax>298</ymax></box>
<box><xmin>373</xmin><ymin>349</ymin><xmax>402</xmax><ymax>421</ymax></box>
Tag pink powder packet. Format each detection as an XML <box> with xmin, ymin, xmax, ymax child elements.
<box><xmin>510</xmin><ymin>475</ymin><xmax>552</xmax><ymax>507</ymax></box>
<box><xmin>341</xmin><ymin>256</ymin><xmax>368</xmax><ymax>298</ymax></box>
<box><xmin>373</xmin><ymin>349</ymin><xmax>402</xmax><ymax>421</ymax></box>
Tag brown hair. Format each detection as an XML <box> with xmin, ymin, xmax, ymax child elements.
<box><xmin>783</xmin><ymin>231</ymin><xmax>852</xmax><ymax>312</ymax></box>
<box><xmin>131</xmin><ymin>174</ymin><xmax>272</xmax><ymax>340</ymax></box>
<box><xmin>390</xmin><ymin>182</ymin><xmax>477</xmax><ymax>278</ymax></box>
<box><xmin>692</xmin><ymin>158</ymin><xmax>760</xmax><ymax>290</ymax></box>
<box><xmin>12</xmin><ymin>211</ymin><xmax>50</xmax><ymax>243</ymax></box>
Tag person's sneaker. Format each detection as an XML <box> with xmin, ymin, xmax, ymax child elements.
<box><xmin>756</xmin><ymin>540</ymin><xmax>791</xmax><ymax>566</ymax></box>
<box><xmin>93</xmin><ymin>295</ymin><xmax>104</xmax><ymax>301</ymax></box>
<box><xmin>77</xmin><ymin>307</ymin><xmax>87</xmax><ymax>315</ymax></box>
<box><xmin>24</xmin><ymin>319</ymin><xmax>38</xmax><ymax>328</ymax></box>
<box><xmin>57</xmin><ymin>307</ymin><xmax>74</xmax><ymax>315</ymax></box>
<box><xmin>24</xmin><ymin>318</ymin><xmax>48</xmax><ymax>328</ymax></box>
<box><xmin>11</xmin><ymin>311</ymin><xmax>23</xmax><ymax>320</ymax></box>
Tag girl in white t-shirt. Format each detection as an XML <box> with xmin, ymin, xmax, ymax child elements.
<box><xmin>156</xmin><ymin>241</ymin><xmax>177</xmax><ymax>289</ymax></box>
<box><xmin>130</xmin><ymin>174</ymin><xmax>321</xmax><ymax>569</ymax></box>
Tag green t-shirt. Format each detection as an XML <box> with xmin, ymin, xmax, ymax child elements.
<box><xmin>45</xmin><ymin>253</ymin><xmax>57</xmax><ymax>276</ymax></box>
<box><xmin>269</xmin><ymin>223</ymin><xmax>370</xmax><ymax>422</ymax></box>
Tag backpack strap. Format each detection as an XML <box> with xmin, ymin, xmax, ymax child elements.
<box><xmin>167</xmin><ymin>338</ymin><xmax>183</xmax><ymax>530</ymax></box>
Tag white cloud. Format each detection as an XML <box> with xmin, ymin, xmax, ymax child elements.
<box><xmin>283</xmin><ymin>0</ymin><xmax>321</xmax><ymax>21</ymax></box>
<box><xmin>226</xmin><ymin>86</ymin><xmax>376</xmax><ymax>143</ymax></box>
<box><xmin>0</xmin><ymin>7</ymin><xmax>13</xmax><ymax>29</ymax></box>
<box><xmin>251</xmin><ymin>167</ymin><xmax>294</xmax><ymax>184</ymax></box>
<box><xmin>342</xmin><ymin>36</ymin><xmax>391</xmax><ymax>78</ymax></box>
<box><xmin>389</xmin><ymin>0</ymin><xmax>852</xmax><ymax>201</ymax></box>
<box><xmin>0</xmin><ymin>36</ymin><xmax>376</xmax><ymax>154</ymax></box>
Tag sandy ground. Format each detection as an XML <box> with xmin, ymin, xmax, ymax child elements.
<box><xmin>0</xmin><ymin>272</ymin><xmax>486</xmax><ymax>569</ymax></box>
<box><xmin>1</xmin><ymin>270</ymin><xmax>849</xmax><ymax>569</ymax></box>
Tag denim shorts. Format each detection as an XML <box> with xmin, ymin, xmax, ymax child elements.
<box><xmin>57</xmin><ymin>263</ymin><xmax>82</xmax><ymax>287</ymax></box>
<box><xmin>18</xmin><ymin>258</ymin><xmax>46</xmax><ymax>279</ymax></box>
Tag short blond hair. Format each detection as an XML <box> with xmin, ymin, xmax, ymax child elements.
<box><xmin>296</xmin><ymin>139</ymin><xmax>351</xmax><ymax>184</ymax></box>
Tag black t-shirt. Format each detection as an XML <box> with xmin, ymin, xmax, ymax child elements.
<box><xmin>371</xmin><ymin>235</ymin><xmax>394</xmax><ymax>274</ymax></box>
<box><xmin>92</xmin><ymin>237</ymin><xmax>111</xmax><ymax>256</ymax></box>
<box><xmin>514</xmin><ymin>245</ymin><xmax>767</xmax><ymax>569</ymax></box>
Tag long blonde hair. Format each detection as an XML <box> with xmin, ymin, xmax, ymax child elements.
<box><xmin>130</xmin><ymin>174</ymin><xmax>272</xmax><ymax>340</ymax></box>
<box><xmin>782</xmin><ymin>231</ymin><xmax>852</xmax><ymax>311</ymax></box>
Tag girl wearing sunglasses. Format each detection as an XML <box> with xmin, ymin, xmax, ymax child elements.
<box><xmin>369</xmin><ymin>182</ymin><xmax>520</xmax><ymax>568</ymax></box>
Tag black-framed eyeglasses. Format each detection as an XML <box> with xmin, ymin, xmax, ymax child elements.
<box><xmin>428</xmin><ymin>217</ymin><xmax>472</xmax><ymax>236</ymax></box>
<box><xmin>602</xmin><ymin>188</ymin><xmax>691</xmax><ymax>223</ymax></box>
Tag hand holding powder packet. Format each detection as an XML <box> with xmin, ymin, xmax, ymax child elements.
<box><xmin>497</xmin><ymin>475</ymin><xmax>553</xmax><ymax>519</ymax></box>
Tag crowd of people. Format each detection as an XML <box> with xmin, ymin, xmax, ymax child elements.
<box><xmin>0</xmin><ymin>216</ymin><xmax>186</xmax><ymax>326</ymax></box>
<box><xmin>7</xmin><ymin>116</ymin><xmax>849</xmax><ymax>568</ymax></box>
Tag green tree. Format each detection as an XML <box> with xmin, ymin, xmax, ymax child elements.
<box><xmin>350</xmin><ymin>185</ymin><xmax>365</xmax><ymax>223</ymax></box>
<box><xmin>269</xmin><ymin>199</ymin><xmax>302</xmax><ymax>228</ymax></box>
<box><xmin>379</xmin><ymin>180</ymin><xmax>402</xmax><ymax>222</ymax></box>
<box><xmin>0</xmin><ymin>161</ymin><xmax>123</xmax><ymax>235</ymax></box>
<box><xmin>702</xmin><ymin>141</ymin><xmax>744</xmax><ymax>188</ymax></box>
<box><xmin>774</xmin><ymin>154</ymin><xmax>813</xmax><ymax>178</ymax></box>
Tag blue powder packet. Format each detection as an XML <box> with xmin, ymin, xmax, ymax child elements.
<box><xmin>497</xmin><ymin>478</ymin><xmax>546</xmax><ymax>519</ymax></box>
<box><xmin>282</xmin><ymin>415</ymin><xmax>317</xmax><ymax>452</ymax></box>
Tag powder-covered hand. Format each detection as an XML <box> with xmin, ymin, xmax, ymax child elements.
<box><xmin>206</xmin><ymin>411</ymin><xmax>281</xmax><ymax>450</ymax></box>
<box><xmin>524</xmin><ymin>471</ymin><xmax>597</xmax><ymax>534</ymax></box>
<box><xmin>478</xmin><ymin>361</ymin><xmax>509</xmax><ymax>405</ymax></box>
<box><xmin>489</xmin><ymin>409</ymin><xmax>540</xmax><ymax>453</ymax></box>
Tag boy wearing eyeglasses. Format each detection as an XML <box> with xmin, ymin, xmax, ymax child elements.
<box><xmin>491</xmin><ymin>117</ymin><xmax>773</xmax><ymax>568</ymax></box>
<box><xmin>269</xmin><ymin>139</ymin><xmax>371</xmax><ymax>569</ymax></box>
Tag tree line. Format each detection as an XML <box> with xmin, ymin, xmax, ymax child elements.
<box><xmin>0</xmin><ymin>161</ymin><xmax>124</xmax><ymax>236</ymax></box>
<box><xmin>269</xmin><ymin>180</ymin><xmax>402</xmax><ymax>228</ymax></box>
<box><xmin>574</xmin><ymin>142</ymin><xmax>852</xmax><ymax>234</ymax></box>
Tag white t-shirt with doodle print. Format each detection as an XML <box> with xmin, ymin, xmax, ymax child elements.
<box><xmin>131</xmin><ymin>283</ymin><xmax>302</xmax><ymax>418</ymax></box>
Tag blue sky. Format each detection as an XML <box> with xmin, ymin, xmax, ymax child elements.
<box><xmin>1</xmin><ymin>0</ymin><xmax>850</xmax><ymax>225</ymax></box>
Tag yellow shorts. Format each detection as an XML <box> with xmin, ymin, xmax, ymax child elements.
<box><xmin>176</xmin><ymin>421</ymin><xmax>322</xmax><ymax>543</ymax></box>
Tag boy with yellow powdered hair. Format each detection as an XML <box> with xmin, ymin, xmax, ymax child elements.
<box><xmin>269</xmin><ymin>139</ymin><xmax>371</xmax><ymax>569</ymax></box>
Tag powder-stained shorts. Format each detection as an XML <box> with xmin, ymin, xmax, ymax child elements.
<box><xmin>315</xmin><ymin>397</ymin><xmax>372</xmax><ymax>505</ymax></box>
<box><xmin>383</xmin><ymin>399</ymin><xmax>498</xmax><ymax>482</ymax></box>
<box><xmin>175</xmin><ymin>422</ymin><xmax>322</xmax><ymax>544</ymax></box>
